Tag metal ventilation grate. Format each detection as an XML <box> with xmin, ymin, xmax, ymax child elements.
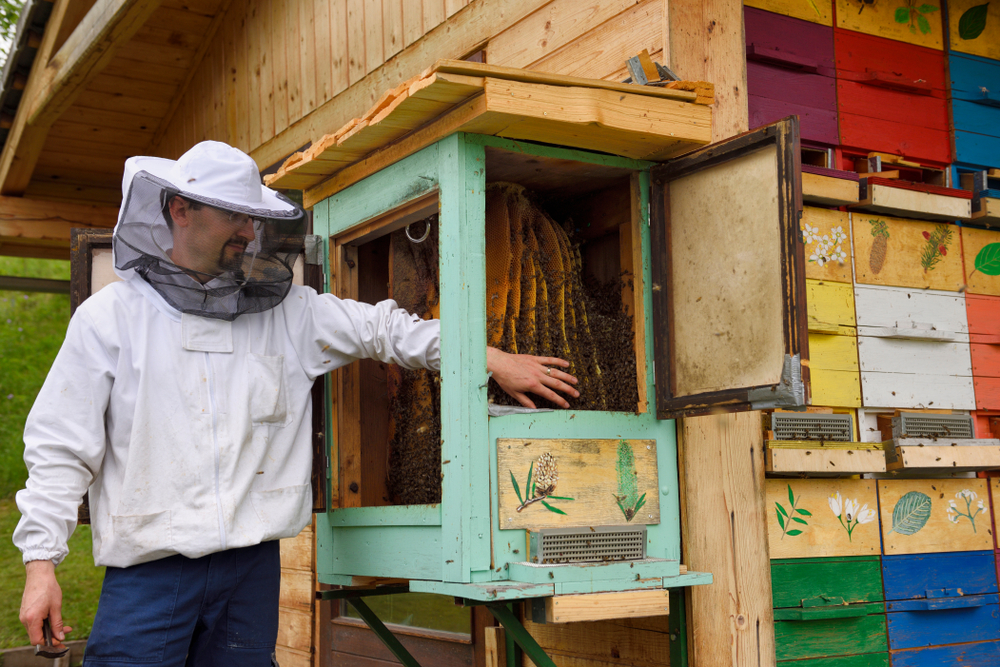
<box><xmin>893</xmin><ymin>413</ymin><xmax>975</xmax><ymax>440</ymax></box>
<box><xmin>771</xmin><ymin>413</ymin><xmax>853</xmax><ymax>442</ymax></box>
<box><xmin>530</xmin><ymin>526</ymin><xmax>646</xmax><ymax>564</ymax></box>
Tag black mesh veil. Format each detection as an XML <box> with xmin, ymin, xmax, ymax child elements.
<box><xmin>113</xmin><ymin>171</ymin><xmax>307</xmax><ymax>321</ymax></box>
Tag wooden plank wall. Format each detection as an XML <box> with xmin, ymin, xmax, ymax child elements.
<box><xmin>277</xmin><ymin>521</ymin><xmax>316</xmax><ymax>667</ymax></box>
<box><xmin>154</xmin><ymin>0</ymin><xmax>664</xmax><ymax>168</ymax></box>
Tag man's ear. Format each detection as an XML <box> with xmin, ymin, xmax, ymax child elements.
<box><xmin>168</xmin><ymin>196</ymin><xmax>192</xmax><ymax>228</ymax></box>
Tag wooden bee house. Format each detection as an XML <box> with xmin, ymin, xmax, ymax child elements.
<box><xmin>266</xmin><ymin>61</ymin><xmax>812</xmax><ymax>659</ymax></box>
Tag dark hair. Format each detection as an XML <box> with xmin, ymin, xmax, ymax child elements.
<box><xmin>161</xmin><ymin>195</ymin><xmax>203</xmax><ymax>230</ymax></box>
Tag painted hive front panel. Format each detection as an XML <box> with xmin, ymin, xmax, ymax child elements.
<box><xmin>882</xmin><ymin>551</ymin><xmax>999</xmax><ymax>600</ymax></box>
<box><xmin>802</xmin><ymin>208</ymin><xmax>852</xmax><ymax>283</ymax></box>
<box><xmin>878</xmin><ymin>479</ymin><xmax>994</xmax><ymax>555</ymax></box>
<box><xmin>772</xmin><ymin>557</ymin><xmax>884</xmax><ymax>607</ymax></box>
<box><xmin>886</xmin><ymin>598</ymin><xmax>1000</xmax><ymax>650</ymax></box>
<box><xmin>767</xmin><ymin>479</ymin><xmax>880</xmax><ymax>558</ymax></box>
<box><xmin>948</xmin><ymin>0</ymin><xmax>1000</xmax><ymax>60</ymax></box>
<box><xmin>745</xmin><ymin>0</ymin><xmax>834</xmax><ymax>25</ymax></box>
<box><xmin>774</xmin><ymin>612</ymin><xmax>888</xmax><ymax>661</ymax></box>
<box><xmin>834</xmin><ymin>30</ymin><xmax>949</xmax><ymax>162</ymax></box>
<box><xmin>835</xmin><ymin>0</ymin><xmax>944</xmax><ymax>48</ymax></box>
<box><xmin>745</xmin><ymin>9</ymin><xmax>838</xmax><ymax>146</ymax></box>
<box><xmin>967</xmin><ymin>292</ymin><xmax>1000</xmax><ymax>410</ymax></box>
<box><xmin>951</xmin><ymin>58</ymin><xmax>1000</xmax><ymax>169</ymax></box>
<box><xmin>890</xmin><ymin>640</ymin><xmax>1000</xmax><ymax>666</ymax></box>
<box><xmin>851</xmin><ymin>215</ymin><xmax>963</xmax><ymax>291</ymax></box>
<box><xmin>809</xmin><ymin>333</ymin><xmax>862</xmax><ymax>406</ymax></box>
<box><xmin>496</xmin><ymin>438</ymin><xmax>658</xmax><ymax>530</ymax></box>
<box><xmin>962</xmin><ymin>220</ymin><xmax>1000</xmax><ymax>297</ymax></box>
<box><xmin>950</xmin><ymin>53</ymin><xmax>1000</xmax><ymax>168</ymax></box>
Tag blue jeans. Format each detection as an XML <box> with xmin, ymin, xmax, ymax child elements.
<box><xmin>83</xmin><ymin>541</ymin><xmax>280</xmax><ymax>667</ymax></box>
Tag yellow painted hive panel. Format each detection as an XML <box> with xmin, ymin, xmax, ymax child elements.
<box><xmin>836</xmin><ymin>0</ymin><xmax>944</xmax><ymax>49</ymax></box>
<box><xmin>803</xmin><ymin>208</ymin><xmax>853</xmax><ymax>283</ymax></box>
<box><xmin>767</xmin><ymin>478</ymin><xmax>880</xmax><ymax>558</ymax></box>
<box><xmin>878</xmin><ymin>478</ymin><xmax>993</xmax><ymax>554</ymax></box>
<box><xmin>745</xmin><ymin>0</ymin><xmax>834</xmax><ymax>25</ymax></box>
<box><xmin>807</xmin><ymin>279</ymin><xmax>856</xmax><ymax>332</ymax></box>
<box><xmin>809</xmin><ymin>332</ymin><xmax>862</xmax><ymax>407</ymax></box>
<box><xmin>948</xmin><ymin>0</ymin><xmax>1000</xmax><ymax>59</ymax></box>
<box><xmin>961</xmin><ymin>226</ymin><xmax>1000</xmax><ymax>296</ymax></box>
<box><xmin>852</xmin><ymin>214</ymin><xmax>964</xmax><ymax>291</ymax></box>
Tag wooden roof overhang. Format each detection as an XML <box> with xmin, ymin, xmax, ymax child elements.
<box><xmin>0</xmin><ymin>0</ymin><xmax>231</xmax><ymax>259</ymax></box>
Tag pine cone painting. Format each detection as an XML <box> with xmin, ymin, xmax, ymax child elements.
<box><xmin>869</xmin><ymin>219</ymin><xmax>890</xmax><ymax>275</ymax></box>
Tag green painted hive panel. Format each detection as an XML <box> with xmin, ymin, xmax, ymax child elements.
<box><xmin>779</xmin><ymin>652</ymin><xmax>890</xmax><ymax>667</ymax></box>
<box><xmin>775</xmin><ymin>612</ymin><xmax>888</xmax><ymax>661</ymax></box>
<box><xmin>772</xmin><ymin>556</ymin><xmax>884</xmax><ymax>608</ymax></box>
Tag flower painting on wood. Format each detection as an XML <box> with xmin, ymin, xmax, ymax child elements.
<box><xmin>510</xmin><ymin>452</ymin><xmax>574</xmax><ymax>515</ymax></box>
<box><xmin>829</xmin><ymin>491</ymin><xmax>877</xmax><ymax>540</ymax></box>
<box><xmin>766</xmin><ymin>479</ymin><xmax>880</xmax><ymax>558</ymax></box>
<box><xmin>947</xmin><ymin>489</ymin><xmax>985</xmax><ymax>532</ymax></box>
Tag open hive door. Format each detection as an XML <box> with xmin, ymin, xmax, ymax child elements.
<box><xmin>650</xmin><ymin>118</ymin><xmax>809</xmax><ymax>418</ymax></box>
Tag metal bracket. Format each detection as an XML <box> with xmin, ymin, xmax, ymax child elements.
<box><xmin>485</xmin><ymin>602</ymin><xmax>557</xmax><ymax>667</ymax></box>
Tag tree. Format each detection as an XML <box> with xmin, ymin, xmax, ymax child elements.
<box><xmin>0</xmin><ymin>0</ymin><xmax>24</xmax><ymax>64</ymax></box>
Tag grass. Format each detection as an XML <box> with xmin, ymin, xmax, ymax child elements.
<box><xmin>0</xmin><ymin>257</ymin><xmax>104</xmax><ymax>650</ymax></box>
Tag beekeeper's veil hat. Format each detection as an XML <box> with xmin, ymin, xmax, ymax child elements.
<box><xmin>113</xmin><ymin>140</ymin><xmax>307</xmax><ymax>321</ymax></box>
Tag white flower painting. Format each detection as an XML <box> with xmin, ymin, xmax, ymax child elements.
<box><xmin>947</xmin><ymin>489</ymin><xmax>984</xmax><ymax>533</ymax></box>
<box><xmin>829</xmin><ymin>491</ymin><xmax>875</xmax><ymax>541</ymax></box>
<box><xmin>802</xmin><ymin>223</ymin><xmax>848</xmax><ymax>268</ymax></box>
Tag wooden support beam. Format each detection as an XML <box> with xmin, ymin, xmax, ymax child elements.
<box><xmin>0</xmin><ymin>276</ymin><xmax>71</xmax><ymax>293</ymax></box>
<box><xmin>250</xmin><ymin>0</ymin><xmax>551</xmax><ymax>170</ymax></box>
<box><xmin>0</xmin><ymin>195</ymin><xmax>117</xmax><ymax>258</ymax></box>
<box><xmin>669</xmin><ymin>1</ymin><xmax>776</xmax><ymax>666</ymax></box>
<box><xmin>0</xmin><ymin>0</ymin><xmax>160</xmax><ymax>195</ymax></box>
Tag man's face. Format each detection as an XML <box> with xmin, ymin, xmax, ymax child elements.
<box><xmin>170</xmin><ymin>198</ymin><xmax>257</xmax><ymax>277</ymax></box>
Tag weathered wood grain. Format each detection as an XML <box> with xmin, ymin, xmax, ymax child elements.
<box><xmin>854</xmin><ymin>285</ymin><xmax>968</xmax><ymax>336</ymax></box>
<box><xmin>496</xmin><ymin>438</ymin><xmax>659</xmax><ymax>530</ymax></box>
<box><xmin>543</xmin><ymin>589</ymin><xmax>670</xmax><ymax>624</ymax></box>
<box><xmin>878</xmin><ymin>478</ymin><xmax>994</xmax><ymax>555</ymax></box>
<box><xmin>803</xmin><ymin>171</ymin><xmax>860</xmax><ymax>206</ymax></box>
<box><xmin>767</xmin><ymin>479</ymin><xmax>880</xmax><ymax>559</ymax></box>
<box><xmin>775</xmin><ymin>612</ymin><xmax>887</xmax><ymax>661</ymax></box>
<box><xmin>766</xmin><ymin>447</ymin><xmax>884</xmax><ymax>474</ymax></box>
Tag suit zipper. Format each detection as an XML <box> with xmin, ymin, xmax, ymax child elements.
<box><xmin>204</xmin><ymin>351</ymin><xmax>227</xmax><ymax>550</ymax></box>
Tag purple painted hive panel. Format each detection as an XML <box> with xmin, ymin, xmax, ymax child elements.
<box><xmin>745</xmin><ymin>7</ymin><xmax>838</xmax><ymax>145</ymax></box>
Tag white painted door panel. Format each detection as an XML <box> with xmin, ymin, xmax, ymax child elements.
<box><xmin>854</xmin><ymin>284</ymin><xmax>968</xmax><ymax>337</ymax></box>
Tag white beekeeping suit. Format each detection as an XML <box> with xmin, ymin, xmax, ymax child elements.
<box><xmin>13</xmin><ymin>141</ymin><xmax>441</xmax><ymax>568</ymax></box>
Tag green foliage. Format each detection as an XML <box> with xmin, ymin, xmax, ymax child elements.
<box><xmin>889</xmin><ymin>491</ymin><xmax>932</xmax><ymax>535</ymax></box>
<box><xmin>0</xmin><ymin>258</ymin><xmax>71</xmax><ymax>500</ymax></box>
<box><xmin>959</xmin><ymin>3</ymin><xmax>990</xmax><ymax>40</ymax></box>
<box><xmin>895</xmin><ymin>6</ymin><xmax>912</xmax><ymax>21</ymax></box>
<box><xmin>0</xmin><ymin>1</ymin><xmax>23</xmax><ymax>62</ymax></box>
<box><xmin>919</xmin><ymin>224</ymin><xmax>953</xmax><ymax>272</ymax></box>
<box><xmin>0</xmin><ymin>499</ymin><xmax>105</xmax><ymax>648</ymax></box>
<box><xmin>972</xmin><ymin>242</ymin><xmax>1000</xmax><ymax>276</ymax></box>
<box><xmin>895</xmin><ymin>1</ymin><xmax>938</xmax><ymax>34</ymax></box>
<box><xmin>870</xmin><ymin>219</ymin><xmax>889</xmax><ymax>238</ymax></box>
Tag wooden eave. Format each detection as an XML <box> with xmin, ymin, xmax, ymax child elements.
<box><xmin>0</xmin><ymin>0</ymin><xmax>230</xmax><ymax>259</ymax></box>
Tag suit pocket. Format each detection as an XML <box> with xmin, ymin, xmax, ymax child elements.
<box><xmin>107</xmin><ymin>510</ymin><xmax>174</xmax><ymax>567</ymax></box>
<box><xmin>246</xmin><ymin>354</ymin><xmax>287</xmax><ymax>423</ymax></box>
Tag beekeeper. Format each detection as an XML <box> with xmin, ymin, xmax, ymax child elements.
<box><xmin>14</xmin><ymin>141</ymin><xmax>579</xmax><ymax>666</ymax></box>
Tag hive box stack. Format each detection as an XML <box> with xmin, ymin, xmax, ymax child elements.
<box><xmin>946</xmin><ymin>0</ymin><xmax>1000</xmax><ymax>207</ymax></box>
<box><xmin>879</xmin><ymin>479</ymin><xmax>1000</xmax><ymax>664</ymax></box>
<box><xmin>747</xmin><ymin>0</ymin><xmax>1000</xmax><ymax>662</ymax></box>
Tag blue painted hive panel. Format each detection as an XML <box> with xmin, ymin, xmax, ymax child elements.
<box><xmin>882</xmin><ymin>552</ymin><xmax>998</xmax><ymax>601</ymax></box>
<box><xmin>890</xmin><ymin>640</ymin><xmax>1000</xmax><ymax>667</ymax></box>
<box><xmin>886</xmin><ymin>597</ymin><xmax>1000</xmax><ymax>649</ymax></box>
<box><xmin>949</xmin><ymin>53</ymin><xmax>1000</xmax><ymax>168</ymax></box>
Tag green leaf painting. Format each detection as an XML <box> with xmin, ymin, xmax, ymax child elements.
<box><xmin>888</xmin><ymin>491</ymin><xmax>932</xmax><ymax>535</ymax></box>
<box><xmin>959</xmin><ymin>3</ymin><xmax>989</xmax><ymax>40</ymax></box>
<box><xmin>895</xmin><ymin>1</ymin><xmax>938</xmax><ymax>34</ymax></box>
<box><xmin>972</xmin><ymin>243</ymin><xmax>1000</xmax><ymax>276</ymax></box>
<box><xmin>775</xmin><ymin>484</ymin><xmax>809</xmax><ymax>540</ymax></box>
<box><xmin>615</xmin><ymin>439</ymin><xmax>645</xmax><ymax>522</ymax></box>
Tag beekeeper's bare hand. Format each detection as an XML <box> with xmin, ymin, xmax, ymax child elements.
<box><xmin>21</xmin><ymin>559</ymin><xmax>72</xmax><ymax>647</ymax></box>
<box><xmin>486</xmin><ymin>347</ymin><xmax>579</xmax><ymax>409</ymax></box>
